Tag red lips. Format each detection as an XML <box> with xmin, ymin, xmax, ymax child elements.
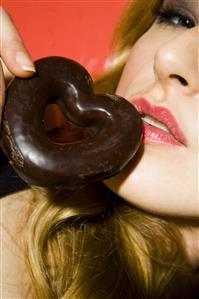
<box><xmin>131</xmin><ymin>98</ymin><xmax>187</xmax><ymax>146</ymax></box>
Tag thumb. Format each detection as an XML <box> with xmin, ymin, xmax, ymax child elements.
<box><xmin>0</xmin><ymin>7</ymin><xmax>36</xmax><ymax>77</ymax></box>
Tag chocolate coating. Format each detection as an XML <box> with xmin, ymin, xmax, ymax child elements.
<box><xmin>1</xmin><ymin>56</ymin><xmax>143</xmax><ymax>189</ymax></box>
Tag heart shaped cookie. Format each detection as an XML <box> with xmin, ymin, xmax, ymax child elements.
<box><xmin>1</xmin><ymin>56</ymin><xmax>143</xmax><ymax>189</ymax></box>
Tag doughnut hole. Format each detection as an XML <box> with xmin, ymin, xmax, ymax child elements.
<box><xmin>44</xmin><ymin>104</ymin><xmax>92</xmax><ymax>144</ymax></box>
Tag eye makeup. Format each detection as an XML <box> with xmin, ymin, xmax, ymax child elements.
<box><xmin>156</xmin><ymin>5</ymin><xmax>196</xmax><ymax>29</ymax></box>
<box><xmin>153</xmin><ymin>0</ymin><xmax>198</xmax><ymax>29</ymax></box>
<box><xmin>162</xmin><ymin>0</ymin><xmax>198</xmax><ymax>24</ymax></box>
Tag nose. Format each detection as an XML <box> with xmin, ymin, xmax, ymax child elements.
<box><xmin>154</xmin><ymin>27</ymin><xmax>199</xmax><ymax>96</ymax></box>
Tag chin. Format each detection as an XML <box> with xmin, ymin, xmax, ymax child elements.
<box><xmin>105</xmin><ymin>171</ymin><xmax>198</xmax><ymax>219</ymax></box>
<box><xmin>104</xmin><ymin>142</ymin><xmax>197</xmax><ymax>218</ymax></box>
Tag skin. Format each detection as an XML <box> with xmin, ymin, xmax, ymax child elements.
<box><xmin>0</xmin><ymin>1</ymin><xmax>198</xmax><ymax>296</ymax></box>
<box><xmin>105</xmin><ymin>0</ymin><xmax>199</xmax><ymax>218</ymax></box>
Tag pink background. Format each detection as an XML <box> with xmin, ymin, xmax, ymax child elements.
<box><xmin>2</xmin><ymin>1</ymin><xmax>129</xmax><ymax>75</ymax></box>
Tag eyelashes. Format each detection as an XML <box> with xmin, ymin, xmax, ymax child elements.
<box><xmin>154</xmin><ymin>5</ymin><xmax>196</xmax><ymax>29</ymax></box>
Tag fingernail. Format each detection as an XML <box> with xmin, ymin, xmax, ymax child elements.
<box><xmin>16</xmin><ymin>51</ymin><xmax>36</xmax><ymax>72</ymax></box>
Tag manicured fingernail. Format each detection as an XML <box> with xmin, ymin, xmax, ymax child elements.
<box><xmin>16</xmin><ymin>51</ymin><xmax>36</xmax><ymax>72</ymax></box>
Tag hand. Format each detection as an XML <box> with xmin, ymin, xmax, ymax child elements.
<box><xmin>0</xmin><ymin>6</ymin><xmax>36</xmax><ymax>124</ymax></box>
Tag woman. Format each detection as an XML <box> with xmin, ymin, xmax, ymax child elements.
<box><xmin>0</xmin><ymin>0</ymin><xmax>199</xmax><ymax>298</ymax></box>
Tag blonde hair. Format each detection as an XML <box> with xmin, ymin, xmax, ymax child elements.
<box><xmin>25</xmin><ymin>1</ymin><xmax>199</xmax><ymax>298</ymax></box>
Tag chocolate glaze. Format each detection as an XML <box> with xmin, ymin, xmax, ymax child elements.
<box><xmin>1</xmin><ymin>56</ymin><xmax>143</xmax><ymax>189</ymax></box>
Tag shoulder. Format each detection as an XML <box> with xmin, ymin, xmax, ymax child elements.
<box><xmin>0</xmin><ymin>189</ymin><xmax>34</xmax><ymax>298</ymax></box>
<box><xmin>0</xmin><ymin>189</ymin><xmax>34</xmax><ymax>234</ymax></box>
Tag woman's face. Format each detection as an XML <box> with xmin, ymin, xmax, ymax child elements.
<box><xmin>105</xmin><ymin>0</ymin><xmax>199</xmax><ymax>217</ymax></box>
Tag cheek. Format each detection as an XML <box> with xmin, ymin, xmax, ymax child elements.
<box><xmin>188</xmin><ymin>111</ymin><xmax>198</xmax><ymax>149</ymax></box>
<box><xmin>178</xmin><ymin>100</ymin><xmax>199</xmax><ymax>149</ymax></box>
<box><xmin>116</xmin><ymin>32</ymin><xmax>158</xmax><ymax>98</ymax></box>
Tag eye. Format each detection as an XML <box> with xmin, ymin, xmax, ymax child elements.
<box><xmin>155</xmin><ymin>6</ymin><xmax>196</xmax><ymax>29</ymax></box>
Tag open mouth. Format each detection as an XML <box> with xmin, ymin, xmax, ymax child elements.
<box><xmin>131</xmin><ymin>97</ymin><xmax>187</xmax><ymax>146</ymax></box>
<box><xmin>141</xmin><ymin>114</ymin><xmax>170</xmax><ymax>133</ymax></box>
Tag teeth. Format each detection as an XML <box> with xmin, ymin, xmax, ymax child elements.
<box><xmin>141</xmin><ymin>115</ymin><xmax>170</xmax><ymax>133</ymax></box>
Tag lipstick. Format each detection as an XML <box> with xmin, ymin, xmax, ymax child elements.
<box><xmin>131</xmin><ymin>98</ymin><xmax>187</xmax><ymax>146</ymax></box>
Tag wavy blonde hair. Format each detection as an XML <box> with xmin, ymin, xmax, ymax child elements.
<box><xmin>25</xmin><ymin>1</ymin><xmax>199</xmax><ymax>298</ymax></box>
